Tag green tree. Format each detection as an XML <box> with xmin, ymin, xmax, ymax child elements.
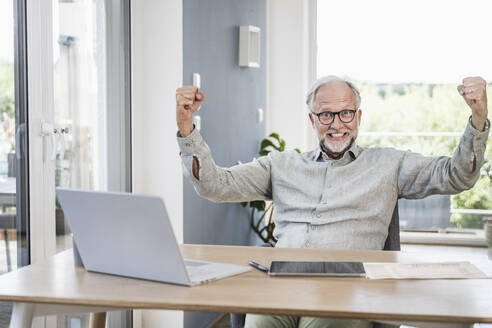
<box><xmin>0</xmin><ymin>62</ymin><xmax>16</xmax><ymax>160</ymax></box>
<box><xmin>0</xmin><ymin>62</ymin><xmax>15</xmax><ymax>119</ymax></box>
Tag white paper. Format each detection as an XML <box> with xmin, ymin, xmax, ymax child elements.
<box><xmin>363</xmin><ymin>261</ymin><xmax>488</xmax><ymax>280</ymax></box>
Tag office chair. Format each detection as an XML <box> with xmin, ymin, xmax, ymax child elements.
<box><xmin>230</xmin><ymin>204</ymin><xmax>401</xmax><ymax>328</ymax></box>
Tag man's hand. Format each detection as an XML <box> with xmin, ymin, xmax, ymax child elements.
<box><xmin>176</xmin><ymin>86</ymin><xmax>206</xmax><ymax>137</ymax></box>
<box><xmin>457</xmin><ymin>77</ymin><xmax>488</xmax><ymax>131</ymax></box>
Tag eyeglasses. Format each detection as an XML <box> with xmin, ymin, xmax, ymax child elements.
<box><xmin>311</xmin><ymin>109</ymin><xmax>358</xmax><ymax>125</ymax></box>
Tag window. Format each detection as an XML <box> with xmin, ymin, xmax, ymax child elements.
<box><xmin>317</xmin><ymin>0</ymin><xmax>492</xmax><ymax>233</ymax></box>
<box><xmin>52</xmin><ymin>0</ymin><xmax>131</xmax><ymax>326</ymax></box>
<box><xmin>0</xmin><ymin>0</ymin><xmax>17</xmax><ymax>274</ymax></box>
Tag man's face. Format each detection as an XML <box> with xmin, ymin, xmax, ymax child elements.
<box><xmin>309</xmin><ymin>81</ymin><xmax>362</xmax><ymax>157</ymax></box>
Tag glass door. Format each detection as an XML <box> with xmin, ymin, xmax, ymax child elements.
<box><xmin>0</xmin><ymin>0</ymin><xmax>30</xmax><ymax>325</ymax></box>
<box><xmin>51</xmin><ymin>0</ymin><xmax>132</xmax><ymax>327</ymax></box>
<box><xmin>0</xmin><ymin>0</ymin><xmax>18</xmax><ymax>276</ymax></box>
<box><xmin>52</xmin><ymin>0</ymin><xmax>132</xmax><ymax>254</ymax></box>
<box><xmin>2</xmin><ymin>0</ymin><xmax>132</xmax><ymax>327</ymax></box>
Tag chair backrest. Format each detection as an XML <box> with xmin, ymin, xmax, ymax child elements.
<box><xmin>383</xmin><ymin>203</ymin><xmax>400</xmax><ymax>251</ymax></box>
<box><xmin>0</xmin><ymin>213</ymin><xmax>16</xmax><ymax>230</ymax></box>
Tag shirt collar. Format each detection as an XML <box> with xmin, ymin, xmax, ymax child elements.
<box><xmin>313</xmin><ymin>141</ymin><xmax>361</xmax><ymax>162</ymax></box>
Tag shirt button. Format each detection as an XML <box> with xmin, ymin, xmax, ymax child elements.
<box><xmin>185</xmin><ymin>143</ymin><xmax>191</xmax><ymax>147</ymax></box>
<box><xmin>316</xmin><ymin>214</ymin><xmax>321</xmax><ymax>218</ymax></box>
<box><xmin>331</xmin><ymin>163</ymin><xmax>335</xmax><ymax>166</ymax></box>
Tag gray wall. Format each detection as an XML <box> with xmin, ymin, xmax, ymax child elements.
<box><xmin>183</xmin><ymin>0</ymin><xmax>266</xmax><ymax>327</ymax></box>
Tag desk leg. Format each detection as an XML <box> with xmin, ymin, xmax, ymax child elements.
<box><xmin>89</xmin><ymin>312</ymin><xmax>107</xmax><ymax>328</ymax></box>
<box><xmin>9</xmin><ymin>302</ymin><xmax>34</xmax><ymax>328</ymax></box>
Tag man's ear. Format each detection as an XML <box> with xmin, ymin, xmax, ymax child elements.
<box><xmin>308</xmin><ymin>112</ymin><xmax>315</xmax><ymax>127</ymax></box>
<box><xmin>357</xmin><ymin>108</ymin><xmax>362</xmax><ymax>126</ymax></box>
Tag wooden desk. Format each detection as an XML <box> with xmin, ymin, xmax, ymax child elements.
<box><xmin>0</xmin><ymin>244</ymin><xmax>491</xmax><ymax>327</ymax></box>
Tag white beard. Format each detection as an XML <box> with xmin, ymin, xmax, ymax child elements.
<box><xmin>323</xmin><ymin>136</ymin><xmax>354</xmax><ymax>155</ymax></box>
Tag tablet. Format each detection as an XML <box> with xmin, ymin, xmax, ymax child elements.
<box><xmin>268</xmin><ymin>261</ymin><xmax>365</xmax><ymax>277</ymax></box>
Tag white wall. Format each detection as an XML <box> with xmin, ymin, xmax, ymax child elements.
<box><xmin>130</xmin><ymin>1</ymin><xmax>316</xmax><ymax>326</ymax></box>
<box><xmin>131</xmin><ymin>0</ymin><xmax>183</xmax><ymax>327</ymax></box>
<box><xmin>266</xmin><ymin>0</ymin><xmax>317</xmax><ymax>152</ymax></box>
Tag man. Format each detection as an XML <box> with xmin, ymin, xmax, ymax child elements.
<box><xmin>175</xmin><ymin>76</ymin><xmax>489</xmax><ymax>328</ymax></box>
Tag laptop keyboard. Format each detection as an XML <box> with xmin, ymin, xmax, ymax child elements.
<box><xmin>184</xmin><ymin>260</ymin><xmax>207</xmax><ymax>267</ymax></box>
<box><xmin>187</xmin><ymin>267</ymin><xmax>217</xmax><ymax>277</ymax></box>
<box><xmin>184</xmin><ymin>260</ymin><xmax>221</xmax><ymax>281</ymax></box>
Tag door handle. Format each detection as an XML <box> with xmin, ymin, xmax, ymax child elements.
<box><xmin>16</xmin><ymin>123</ymin><xmax>26</xmax><ymax>160</ymax></box>
<box><xmin>41</xmin><ymin>121</ymin><xmax>57</xmax><ymax>161</ymax></box>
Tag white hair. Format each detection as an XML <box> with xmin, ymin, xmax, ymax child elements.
<box><xmin>305</xmin><ymin>75</ymin><xmax>361</xmax><ymax>111</ymax></box>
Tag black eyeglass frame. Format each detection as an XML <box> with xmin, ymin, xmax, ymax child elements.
<box><xmin>310</xmin><ymin>109</ymin><xmax>359</xmax><ymax>125</ymax></box>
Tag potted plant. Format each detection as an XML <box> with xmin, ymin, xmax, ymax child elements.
<box><xmin>241</xmin><ymin>133</ymin><xmax>300</xmax><ymax>246</ymax></box>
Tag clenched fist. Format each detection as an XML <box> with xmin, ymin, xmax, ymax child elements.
<box><xmin>176</xmin><ymin>86</ymin><xmax>206</xmax><ymax>137</ymax></box>
<box><xmin>457</xmin><ymin>77</ymin><xmax>488</xmax><ymax>131</ymax></box>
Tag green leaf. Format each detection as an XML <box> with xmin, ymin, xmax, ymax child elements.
<box><xmin>269</xmin><ymin>133</ymin><xmax>280</xmax><ymax>141</ymax></box>
<box><xmin>249</xmin><ymin>200</ymin><xmax>266</xmax><ymax>211</ymax></box>
<box><xmin>260</xmin><ymin>139</ymin><xmax>275</xmax><ymax>150</ymax></box>
<box><xmin>240</xmin><ymin>202</ymin><xmax>247</xmax><ymax>207</ymax></box>
<box><xmin>259</xmin><ymin>150</ymin><xmax>269</xmax><ymax>156</ymax></box>
<box><xmin>279</xmin><ymin>140</ymin><xmax>286</xmax><ymax>151</ymax></box>
<box><xmin>295</xmin><ymin>148</ymin><xmax>301</xmax><ymax>153</ymax></box>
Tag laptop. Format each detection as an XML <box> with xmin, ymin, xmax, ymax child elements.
<box><xmin>56</xmin><ymin>188</ymin><xmax>251</xmax><ymax>286</ymax></box>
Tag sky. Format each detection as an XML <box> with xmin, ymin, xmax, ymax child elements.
<box><xmin>317</xmin><ymin>0</ymin><xmax>492</xmax><ymax>83</ymax></box>
<box><xmin>0</xmin><ymin>1</ymin><xmax>14</xmax><ymax>63</ymax></box>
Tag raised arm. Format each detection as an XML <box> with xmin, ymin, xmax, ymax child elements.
<box><xmin>175</xmin><ymin>86</ymin><xmax>272</xmax><ymax>203</ymax></box>
<box><xmin>176</xmin><ymin>85</ymin><xmax>204</xmax><ymax>137</ymax></box>
<box><xmin>398</xmin><ymin>77</ymin><xmax>489</xmax><ymax>198</ymax></box>
<box><xmin>457</xmin><ymin>76</ymin><xmax>488</xmax><ymax>131</ymax></box>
